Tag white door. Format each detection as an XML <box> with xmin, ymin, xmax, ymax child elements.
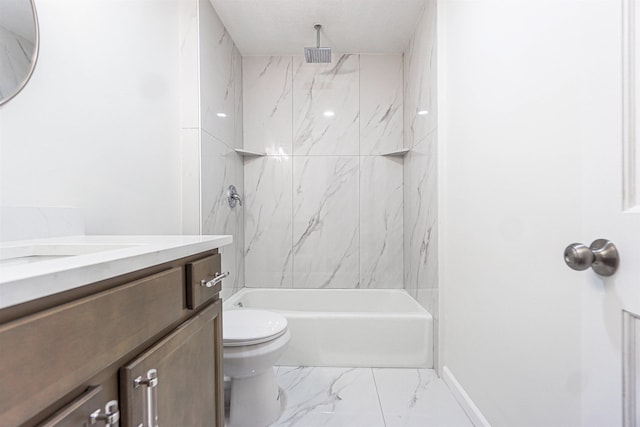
<box><xmin>438</xmin><ymin>0</ymin><xmax>640</xmax><ymax>425</ymax></box>
<box><xmin>579</xmin><ymin>0</ymin><xmax>640</xmax><ymax>424</ymax></box>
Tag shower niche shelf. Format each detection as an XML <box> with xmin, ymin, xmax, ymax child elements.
<box><xmin>235</xmin><ymin>149</ymin><xmax>266</xmax><ymax>157</ymax></box>
<box><xmin>381</xmin><ymin>148</ymin><xmax>410</xmax><ymax>157</ymax></box>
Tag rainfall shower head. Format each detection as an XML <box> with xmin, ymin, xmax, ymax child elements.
<box><xmin>304</xmin><ymin>24</ymin><xmax>331</xmax><ymax>63</ymax></box>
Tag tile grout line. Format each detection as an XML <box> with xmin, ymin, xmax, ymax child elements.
<box><xmin>358</xmin><ymin>54</ymin><xmax>362</xmax><ymax>290</ymax></box>
<box><xmin>290</xmin><ymin>55</ymin><xmax>295</xmax><ymax>290</ymax></box>
<box><xmin>371</xmin><ymin>368</ymin><xmax>389</xmax><ymax>427</ymax></box>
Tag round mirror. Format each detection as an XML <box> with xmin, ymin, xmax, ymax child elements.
<box><xmin>0</xmin><ymin>0</ymin><xmax>39</xmax><ymax>106</ymax></box>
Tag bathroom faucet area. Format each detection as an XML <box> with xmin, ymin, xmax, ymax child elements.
<box><xmin>1</xmin><ymin>0</ymin><xmax>638</xmax><ymax>426</ymax></box>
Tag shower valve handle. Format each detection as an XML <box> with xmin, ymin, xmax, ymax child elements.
<box><xmin>228</xmin><ymin>185</ymin><xmax>242</xmax><ymax>208</ymax></box>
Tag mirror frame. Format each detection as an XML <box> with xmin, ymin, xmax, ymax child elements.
<box><xmin>0</xmin><ymin>0</ymin><xmax>40</xmax><ymax>106</ymax></box>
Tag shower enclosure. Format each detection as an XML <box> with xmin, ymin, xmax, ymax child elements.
<box><xmin>180</xmin><ymin>0</ymin><xmax>438</xmax><ymax>364</ymax></box>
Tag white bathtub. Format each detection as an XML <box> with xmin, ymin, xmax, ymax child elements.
<box><xmin>223</xmin><ymin>288</ymin><xmax>433</xmax><ymax>368</ymax></box>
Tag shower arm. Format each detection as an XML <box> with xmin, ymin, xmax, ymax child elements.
<box><xmin>315</xmin><ymin>24</ymin><xmax>322</xmax><ymax>48</ymax></box>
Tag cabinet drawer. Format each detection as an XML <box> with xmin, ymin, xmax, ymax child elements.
<box><xmin>39</xmin><ymin>386</ymin><xmax>110</xmax><ymax>427</ymax></box>
<box><xmin>0</xmin><ymin>267</ymin><xmax>186</xmax><ymax>426</ymax></box>
<box><xmin>185</xmin><ymin>253</ymin><xmax>223</xmax><ymax>309</ymax></box>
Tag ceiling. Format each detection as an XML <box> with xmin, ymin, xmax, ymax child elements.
<box><xmin>210</xmin><ymin>0</ymin><xmax>427</xmax><ymax>56</ymax></box>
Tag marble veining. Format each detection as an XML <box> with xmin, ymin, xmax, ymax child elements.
<box><xmin>233</xmin><ymin>45</ymin><xmax>243</xmax><ymax>149</ymax></box>
<box><xmin>374</xmin><ymin>369</ymin><xmax>439</xmax><ymax>414</ymax></box>
<box><xmin>265</xmin><ymin>367</ymin><xmax>473</xmax><ymax>427</ymax></box>
<box><xmin>231</xmin><ymin>147</ymin><xmax>245</xmax><ymax>293</ymax></box>
<box><xmin>243</xmin><ymin>56</ymin><xmax>293</xmax><ymax>154</ymax></box>
<box><xmin>404</xmin><ymin>131</ymin><xmax>438</xmax><ymax>297</ymax></box>
<box><xmin>292</xmin><ymin>157</ymin><xmax>359</xmax><ymax>288</ymax></box>
<box><xmin>373</xmin><ymin>368</ymin><xmax>472</xmax><ymax>427</ymax></box>
<box><xmin>292</xmin><ymin>54</ymin><xmax>360</xmax><ymax>155</ymax></box>
<box><xmin>272</xmin><ymin>367</ymin><xmax>385</xmax><ymax>427</ymax></box>
<box><xmin>359</xmin><ymin>156</ymin><xmax>404</xmax><ymax>289</ymax></box>
<box><xmin>244</xmin><ymin>156</ymin><xmax>293</xmax><ymax>287</ymax></box>
<box><xmin>242</xmin><ymin>54</ymin><xmax>408</xmax><ymax>291</ymax></box>
<box><xmin>402</xmin><ymin>0</ymin><xmax>439</xmax><ymax>348</ymax></box>
<box><xmin>201</xmin><ymin>132</ymin><xmax>244</xmax><ymax>294</ymax></box>
<box><xmin>200</xmin><ymin>1</ymin><xmax>236</xmax><ymax>147</ymax></box>
<box><xmin>360</xmin><ymin>55</ymin><xmax>404</xmax><ymax>155</ymax></box>
<box><xmin>403</xmin><ymin>0</ymin><xmax>437</xmax><ymax>149</ymax></box>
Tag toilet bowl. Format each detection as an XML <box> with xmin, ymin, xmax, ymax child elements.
<box><xmin>223</xmin><ymin>309</ymin><xmax>290</xmax><ymax>427</ymax></box>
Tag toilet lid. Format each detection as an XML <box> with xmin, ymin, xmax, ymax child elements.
<box><xmin>223</xmin><ymin>309</ymin><xmax>288</xmax><ymax>346</ymax></box>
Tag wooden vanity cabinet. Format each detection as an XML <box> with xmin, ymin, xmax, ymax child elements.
<box><xmin>0</xmin><ymin>250</ymin><xmax>225</xmax><ymax>427</ymax></box>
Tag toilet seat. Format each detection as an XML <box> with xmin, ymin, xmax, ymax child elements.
<box><xmin>223</xmin><ymin>309</ymin><xmax>288</xmax><ymax>347</ymax></box>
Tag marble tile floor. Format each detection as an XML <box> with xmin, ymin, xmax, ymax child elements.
<box><xmin>228</xmin><ymin>366</ymin><xmax>474</xmax><ymax>427</ymax></box>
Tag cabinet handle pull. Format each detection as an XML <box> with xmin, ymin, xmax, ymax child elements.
<box><xmin>89</xmin><ymin>400</ymin><xmax>120</xmax><ymax>426</ymax></box>
<box><xmin>134</xmin><ymin>369</ymin><xmax>158</xmax><ymax>427</ymax></box>
<box><xmin>201</xmin><ymin>271</ymin><xmax>229</xmax><ymax>288</ymax></box>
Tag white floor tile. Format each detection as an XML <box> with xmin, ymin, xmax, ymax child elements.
<box><xmin>373</xmin><ymin>368</ymin><xmax>474</xmax><ymax>427</ymax></box>
<box><xmin>270</xmin><ymin>366</ymin><xmax>386</xmax><ymax>427</ymax></box>
<box><xmin>225</xmin><ymin>366</ymin><xmax>474</xmax><ymax>427</ymax></box>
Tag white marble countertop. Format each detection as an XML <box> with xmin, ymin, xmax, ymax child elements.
<box><xmin>0</xmin><ymin>235</ymin><xmax>232</xmax><ymax>310</ymax></box>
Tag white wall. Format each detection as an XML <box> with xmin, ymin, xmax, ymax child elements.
<box><xmin>438</xmin><ymin>0</ymin><xmax>603</xmax><ymax>425</ymax></box>
<box><xmin>0</xmin><ymin>0</ymin><xmax>182</xmax><ymax>235</ymax></box>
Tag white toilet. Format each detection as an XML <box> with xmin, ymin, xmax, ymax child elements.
<box><xmin>223</xmin><ymin>309</ymin><xmax>290</xmax><ymax>427</ymax></box>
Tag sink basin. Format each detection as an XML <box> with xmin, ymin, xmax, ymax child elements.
<box><xmin>0</xmin><ymin>243</ymin><xmax>141</xmax><ymax>266</ymax></box>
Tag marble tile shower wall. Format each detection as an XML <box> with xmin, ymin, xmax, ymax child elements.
<box><xmin>200</xmin><ymin>1</ymin><xmax>244</xmax><ymax>295</ymax></box>
<box><xmin>403</xmin><ymin>1</ymin><xmax>438</xmax><ymax>322</ymax></box>
<box><xmin>180</xmin><ymin>0</ymin><xmax>244</xmax><ymax>296</ymax></box>
<box><xmin>243</xmin><ymin>54</ymin><xmax>404</xmax><ymax>289</ymax></box>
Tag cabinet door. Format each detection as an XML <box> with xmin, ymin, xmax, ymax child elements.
<box><xmin>119</xmin><ymin>300</ymin><xmax>224</xmax><ymax>427</ymax></box>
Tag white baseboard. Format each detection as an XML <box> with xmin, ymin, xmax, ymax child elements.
<box><xmin>442</xmin><ymin>366</ymin><xmax>492</xmax><ymax>427</ymax></box>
